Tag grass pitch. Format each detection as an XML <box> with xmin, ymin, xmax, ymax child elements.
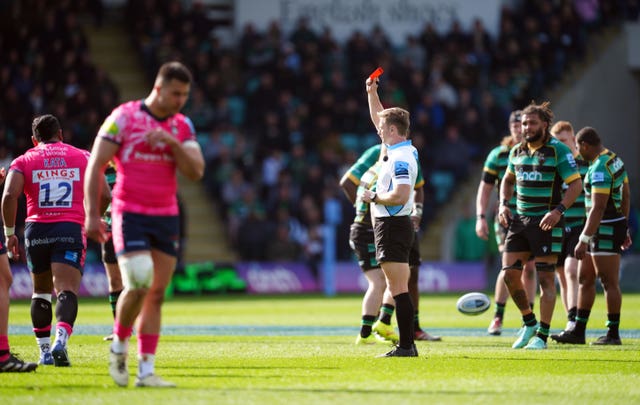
<box><xmin>2</xmin><ymin>294</ymin><xmax>639</xmax><ymax>404</ymax></box>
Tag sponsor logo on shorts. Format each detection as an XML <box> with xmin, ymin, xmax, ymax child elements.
<box><xmin>25</xmin><ymin>236</ymin><xmax>77</xmax><ymax>247</ymax></box>
<box><xmin>64</xmin><ymin>250</ymin><xmax>79</xmax><ymax>263</ymax></box>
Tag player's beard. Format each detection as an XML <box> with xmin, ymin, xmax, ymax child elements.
<box><xmin>525</xmin><ymin>127</ymin><xmax>544</xmax><ymax>143</ymax></box>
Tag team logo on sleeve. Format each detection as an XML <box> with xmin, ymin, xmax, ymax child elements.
<box><xmin>100</xmin><ymin>116</ymin><xmax>119</xmax><ymax>137</ymax></box>
<box><xmin>394</xmin><ymin>161</ymin><xmax>409</xmax><ymax>179</ymax></box>
<box><xmin>592</xmin><ymin>172</ymin><xmax>605</xmax><ymax>183</ymax></box>
<box><xmin>566</xmin><ymin>153</ymin><xmax>577</xmax><ymax>168</ymax></box>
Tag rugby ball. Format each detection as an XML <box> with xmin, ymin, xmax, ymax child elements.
<box><xmin>456</xmin><ymin>292</ymin><xmax>490</xmax><ymax>315</ymax></box>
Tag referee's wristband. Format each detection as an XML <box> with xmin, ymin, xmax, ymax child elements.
<box><xmin>412</xmin><ymin>203</ymin><xmax>423</xmax><ymax>217</ymax></box>
<box><xmin>579</xmin><ymin>233</ymin><xmax>592</xmax><ymax>244</ymax></box>
<box><xmin>4</xmin><ymin>226</ymin><xmax>15</xmax><ymax>237</ymax></box>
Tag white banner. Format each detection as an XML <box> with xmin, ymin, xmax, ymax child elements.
<box><xmin>235</xmin><ymin>0</ymin><xmax>502</xmax><ymax>45</ymax></box>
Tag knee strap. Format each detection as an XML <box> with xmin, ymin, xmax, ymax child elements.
<box><xmin>502</xmin><ymin>259</ymin><xmax>523</xmax><ymax>271</ymax></box>
<box><xmin>535</xmin><ymin>262</ymin><xmax>556</xmax><ymax>273</ymax></box>
<box><xmin>118</xmin><ymin>254</ymin><xmax>154</xmax><ymax>289</ymax></box>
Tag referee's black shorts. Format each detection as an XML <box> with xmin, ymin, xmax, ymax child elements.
<box><xmin>373</xmin><ymin>216</ymin><xmax>413</xmax><ymax>264</ymax></box>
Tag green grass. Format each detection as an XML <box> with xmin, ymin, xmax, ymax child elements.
<box><xmin>2</xmin><ymin>294</ymin><xmax>640</xmax><ymax>404</ymax></box>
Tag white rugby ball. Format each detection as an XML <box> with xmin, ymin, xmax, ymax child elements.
<box><xmin>456</xmin><ymin>292</ymin><xmax>490</xmax><ymax>315</ymax></box>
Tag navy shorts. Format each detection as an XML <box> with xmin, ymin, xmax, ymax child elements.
<box><xmin>112</xmin><ymin>212</ymin><xmax>179</xmax><ymax>257</ymax></box>
<box><xmin>373</xmin><ymin>216</ymin><xmax>414</xmax><ymax>264</ymax></box>
<box><xmin>24</xmin><ymin>222</ymin><xmax>86</xmax><ymax>274</ymax></box>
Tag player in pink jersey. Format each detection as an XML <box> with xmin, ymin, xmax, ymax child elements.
<box><xmin>85</xmin><ymin>61</ymin><xmax>204</xmax><ymax>388</ymax></box>
<box><xmin>2</xmin><ymin>114</ymin><xmax>106</xmax><ymax>368</ymax></box>
<box><xmin>0</xmin><ymin>167</ymin><xmax>38</xmax><ymax>372</ymax></box>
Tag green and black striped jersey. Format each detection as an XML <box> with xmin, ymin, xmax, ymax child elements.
<box><xmin>563</xmin><ymin>153</ymin><xmax>589</xmax><ymax>228</ymax></box>
<box><xmin>103</xmin><ymin>163</ymin><xmax>117</xmax><ymax>226</ymax></box>
<box><xmin>584</xmin><ymin>149</ymin><xmax>628</xmax><ymax>221</ymax></box>
<box><xmin>482</xmin><ymin>143</ymin><xmax>517</xmax><ymax>209</ymax></box>
<box><xmin>507</xmin><ymin>137</ymin><xmax>580</xmax><ymax>216</ymax></box>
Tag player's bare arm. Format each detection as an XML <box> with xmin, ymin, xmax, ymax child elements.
<box><xmin>622</xmin><ymin>181</ymin><xmax>632</xmax><ymax>250</ymax></box>
<box><xmin>363</xmin><ymin>183</ymin><xmax>411</xmax><ymax>206</ymax></box>
<box><xmin>475</xmin><ymin>180</ymin><xmax>494</xmax><ymax>240</ymax></box>
<box><xmin>540</xmin><ymin>178</ymin><xmax>582</xmax><ymax>231</ymax></box>
<box><xmin>1</xmin><ymin>170</ymin><xmax>25</xmax><ymax>259</ymax></box>
<box><xmin>498</xmin><ymin>171</ymin><xmax>515</xmax><ymax>227</ymax></box>
<box><xmin>366</xmin><ymin>78</ymin><xmax>383</xmax><ymax>131</ymax></box>
<box><xmin>574</xmin><ymin>191</ymin><xmax>608</xmax><ymax>260</ymax></box>
<box><xmin>85</xmin><ymin>137</ymin><xmax>118</xmax><ymax>243</ymax></box>
<box><xmin>339</xmin><ymin>174</ymin><xmax>358</xmax><ymax>205</ymax></box>
<box><xmin>411</xmin><ymin>186</ymin><xmax>424</xmax><ymax>231</ymax></box>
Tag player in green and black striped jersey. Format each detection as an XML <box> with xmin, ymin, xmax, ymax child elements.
<box><xmin>553</xmin><ymin>127</ymin><xmax>631</xmax><ymax>346</ymax></box>
<box><xmin>476</xmin><ymin>110</ymin><xmax>536</xmax><ymax>336</ymax></box>
<box><xmin>549</xmin><ymin>121</ymin><xmax>588</xmax><ymax>333</ymax></box>
<box><xmin>498</xmin><ymin>101</ymin><xmax>582</xmax><ymax>350</ymax></box>
<box><xmin>101</xmin><ymin>162</ymin><xmax>122</xmax><ymax>341</ymax></box>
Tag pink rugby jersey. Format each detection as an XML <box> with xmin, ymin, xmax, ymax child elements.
<box><xmin>98</xmin><ymin>100</ymin><xmax>197</xmax><ymax>216</ymax></box>
<box><xmin>9</xmin><ymin>142</ymin><xmax>90</xmax><ymax>225</ymax></box>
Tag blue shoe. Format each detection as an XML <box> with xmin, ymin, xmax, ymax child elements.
<box><xmin>39</xmin><ymin>352</ymin><xmax>54</xmax><ymax>365</ymax></box>
<box><xmin>512</xmin><ymin>323</ymin><xmax>538</xmax><ymax>349</ymax></box>
<box><xmin>51</xmin><ymin>341</ymin><xmax>70</xmax><ymax>367</ymax></box>
<box><xmin>524</xmin><ymin>336</ymin><xmax>547</xmax><ymax>350</ymax></box>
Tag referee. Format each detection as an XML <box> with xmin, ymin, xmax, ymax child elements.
<box><xmin>362</xmin><ymin>76</ymin><xmax>419</xmax><ymax>357</ymax></box>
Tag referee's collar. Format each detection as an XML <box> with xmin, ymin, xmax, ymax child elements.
<box><xmin>385</xmin><ymin>140</ymin><xmax>412</xmax><ymax>150</ymax></box>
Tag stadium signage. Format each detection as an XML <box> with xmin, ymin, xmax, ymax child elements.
<box><xmin>235</xmin><ymin>0</ymin><xmax>501</xmax><ymax>45</ymax></box>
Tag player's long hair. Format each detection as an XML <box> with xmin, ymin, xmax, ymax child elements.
<box><xmin>522</xmin><ymin>101</ymin><xmax>554</xmax><ymax>143</ymax></box>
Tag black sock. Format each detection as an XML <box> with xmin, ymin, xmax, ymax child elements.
<box><xmin>606</xmin><ymin>313</ymin><xmax>620</xmax><ymax>338</ymax></box>
<box><xmin>379</xmin><ymin>304</ymin><xmax>394</xmax><ymax>325</ymax></box>
<box><xmin>494</xmin><ymin>302</ymin><xmax>506</xmax><ymax>320</ymax></box>
<box><xmin>31</xmin><ymin>297</ymin><xmax>52</xmax><ymax>337</ymax></box>
<box><xmin>360</xmin><ymin>315</ymin><xmax>376</xmax><ymax>337</ymax></box>
<box><xmin>568</xmin><ymin>307</ymin><xmax>577</xmax><ymax>322</ymax></box>
<box><xmin>109</xmin><ymin>290</ymin><xmax>122</xmax><ymax>319</ymax></box>
<box><xmin>522</xmin><ymin>312</ymin><xmax>537</xmax><ymax>327</ymax></box>
<box><xmin>413</xmin><ymin>310</ymin><xmax>421</xmax><ymax>331</ymax></box>
<box><xmin>393</xmin><ymin>293</ymin><xmax>414</xmax><ymax>349</ymax></box>
<box><xmin>574</xmin><ymin>309</ymin><xmax>591</xmax><ymax>335</ymax></box>
<box><xmin>536</xmin><ymin>322</ymin><xmax>550</xmax><ymax>342</ymax></box>
<box><xmin>55</xmin><ymin>291</ymin><xmax>78</xmax><ymax>327</ymax></box>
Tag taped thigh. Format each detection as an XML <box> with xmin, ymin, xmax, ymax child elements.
<box><xmin>118</xmin><ymin>254</ymin><xmax>154</xmax><ymax>289</ymax></box>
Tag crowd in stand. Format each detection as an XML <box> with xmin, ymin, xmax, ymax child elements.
<box><xmin>1</xmin><ymin>0</ymin><xmax>638</xmax><ymax>267</ymax></box>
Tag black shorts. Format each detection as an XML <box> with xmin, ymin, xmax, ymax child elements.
<box><xmin>24</xmin><ymin>222</ymin><xmax>86</xmax><ymax>274</ymax></box>
<box><xmin>589</xmin><ymin>218</ymin><xmax>627</xmax><ymax>255</ymax></box>
<box><xmin>349</xmin><ymin>223</ymin><xmax>379</xmax><ymax>271</ymax></box>
<box><xmin>409</xmin><ymin>231</ymin><xmax>421</xmax><ymax>267</ymax></box>
<box><xmin>557</xmin><ymin>225</ymin><xmax>581</xmax><ymax>265</ymax></box>
<box><xmin>112</xmin><ymin>212</ymin><xmax>179</xmax><ymax>257</ymax></box>
<box><xmin>101</xmin><ymin>237</ymin><xmax>117</xmax><ymax>264</ymax></box>
<box><xmin>504</xmin><ymin>214</ymin><xmax>563</xmax><ymax>257</ymax></box>
<box><xmin>494</xmin><ymin>219</ymin><xmax>508</xmax><ymax>250</ymax></box>
<box><xmin>0</xmin><ymin>236</ymin><xmax>6</xmax><ymax>255</ymax></box>
<box><xmin>373</xmin><ymin>216</ymin><xmax>414</xmax><ymax>264</ymax></box>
